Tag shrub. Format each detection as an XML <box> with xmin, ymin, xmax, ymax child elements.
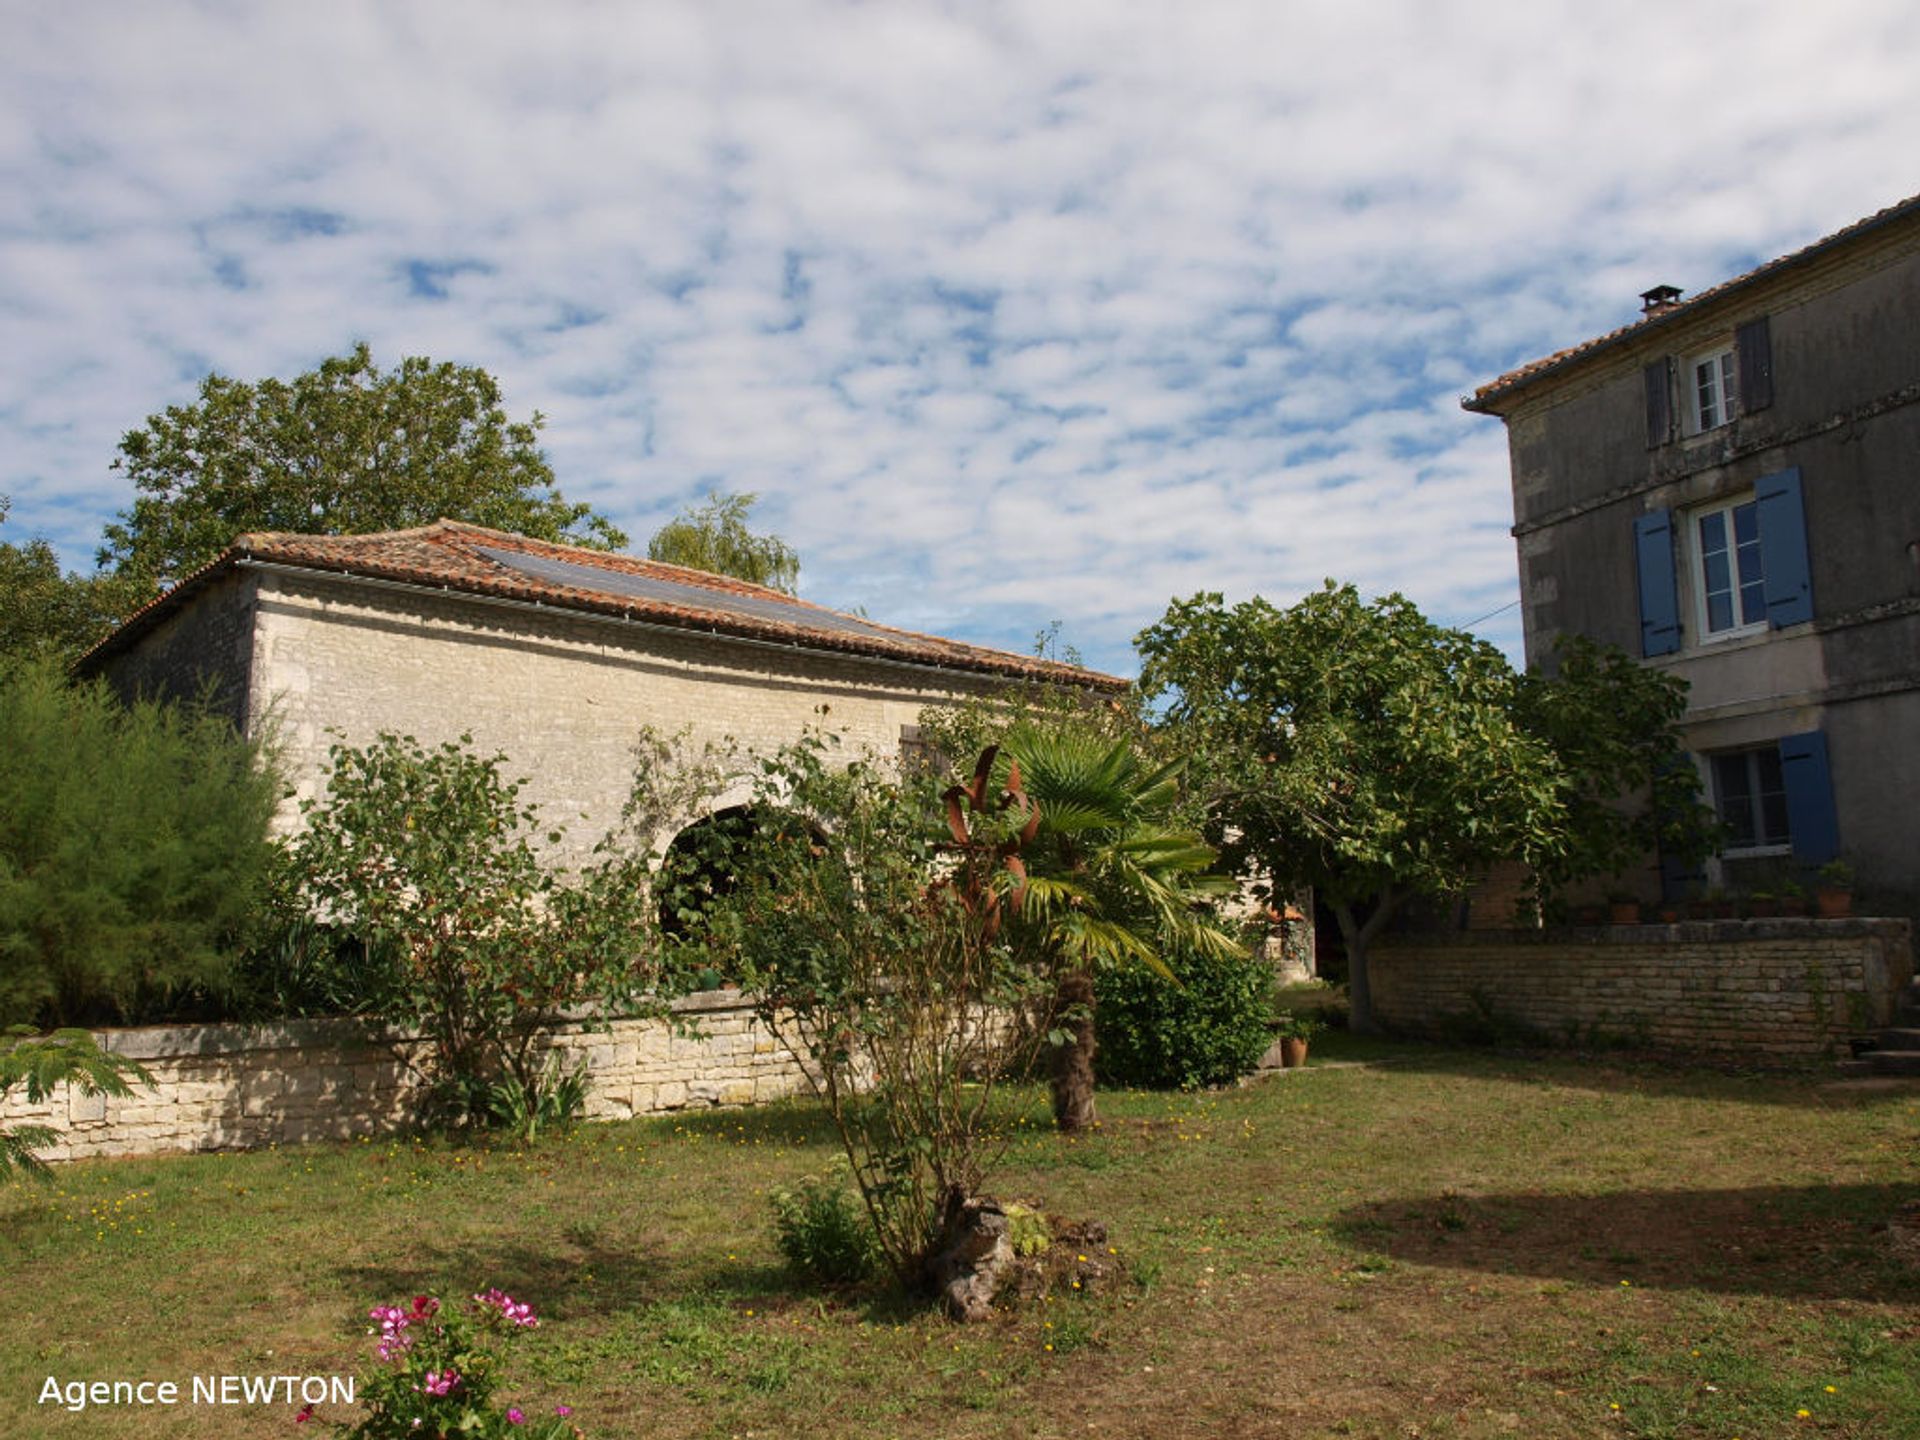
<box><xmin>0</xmin><ymin>657</ymin><xmax>280</xmax><ymax>1027</ymax></box>
<box><xmin>769</xmin><ymin>1169</ymin><xmax>878</xmax><ymax>1284</ymax></box>
<box><xmin>1096</xmin><ymin>939</ymin><xmax>1276</xmax><ymax>1090</ymax></box>
<box><xmin>715</xmin><ymin>737</ymin><xmax>1052</xmax><ymax>1287</ymax></box>
<box><xmin>286</xmin><ymin>732</ymin><xmax>687</xmax><ymax>1132</ymax></box>
<box><xmin>324</xmin><ymin>1289</ymin><xmax>580</xmax><ymax>1438</ymax></box>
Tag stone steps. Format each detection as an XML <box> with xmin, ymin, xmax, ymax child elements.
<box><xmin>1847</xmin><ymin>981</ymin><xmax>1920</xmax><ymax>1075</ymax></box>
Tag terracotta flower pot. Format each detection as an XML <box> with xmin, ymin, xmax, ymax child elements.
<box><xmin>1609</xmin><ymin>901</ymin><xmax>1642</xmax><ymax>925</ymax></box>
<box><xmin>1280</xmin><ymin>1037</ymin><xmax>1310</xmax><ymax>1068</ymax></box>
<box><xmin>1815</xmin><ymin>887</ymin><xmax>1854</xmax><ymax>919</ymax></box>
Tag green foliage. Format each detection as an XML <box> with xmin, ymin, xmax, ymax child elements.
<box><xmin>1137</xmin><ymin>583</ymin><xmax>1565</xmax><ymax>1032</ymax></box>
<box><xmin>0</xmin><ymin>1026</ymin><xmax>151</xmax><ymax>1180</ymax></box>
<box><xmin>102</xmin><ymin>343</ymin><xmax>625</xmax><ymax>590</ymax></box>
<box><xmin>1097</xmin><ymin>940</ymin><xmax>1276</xmax><ymax>1090</ymax></box>
<box><xmin>343</xmin><ymin>1291</ymin><xmax>577</xmax><ymax>1439</ymax></box>
<box><xmin>0</xmin><ymin>498</ymin><xmax>148</xmax><ymax>665</ymax></box>
<box><xmin>768</xmin><ymin>1167</ymin><xmax>879</xmax><ymax>1284</ymax></box>
<box><xmin>712</xmin><ymin>735</ymin><xmax>1052</xmax><ymax>1287</ymax></box>
<box><xmin>995</xmin><ymin>722</ymin><xmax>1242</xmax><ymax>1130</ymax></box>
<box><xmin>479</xmin><ymin>1055</ymin><xmax>591</xmax><ymax>1143</ymax></box>
<box><xmin>1272</xmin><ymin>1009</ymin><xmax>1326</xmax><ymax>1043</ymax></box>
<box><xmin>0</xmin><ymin>657</ymin><xmax>281</xmax><ymax>1027</ymax></box>
<box><xmin>285</xmin><ymin>731</ymin><xmax>684</xmax><ymax>1129</ymax></box>
<box><xmin>646</xmin><ymin>490</ymin><xmax>800</xmax><ymax>594</ymax></box>
<box><xmin>1003</xmin><ymin>1202</ymin><xmax>1053</xmax><ymax>1258</ymax></box>
<box><xmin>1512</xmin><ymin>634</ymin><xmax>1718</xmax><ymax>902</ymax></box>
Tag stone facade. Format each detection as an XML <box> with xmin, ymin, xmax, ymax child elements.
<box><xmin>83</xmin><ymin>523</ymin><xmax>1126</xmax><ymax>862</ymax></box>
<box><xmin>240</xmin><ymin>569</ymin><xmax>1008</xmax><ymax>861</ymax></box>
<box><xmin>1464</xmin><ymin>195</ymin><xmax>1920</xmax><ymax>924</ymax></box>
<box><xmin>0</xmin><ymin>992</ymin><xmax>813</xmax><ymax>1163</ymax></box>
<box><xmin>1370</xmin><ymin>917</ymin><xmax>1912</xmax><ymax>1057</ymax></box>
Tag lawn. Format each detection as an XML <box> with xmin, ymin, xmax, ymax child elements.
<box><xmin>6</xmin><ymin>1035</ymin><xmax>1918</xmax><ymax>1439</ymax></box>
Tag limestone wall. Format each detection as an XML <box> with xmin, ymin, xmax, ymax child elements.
<box><xmin>246</xmin><ymin>571</ymin><xmax>1011</xmax><ymax>865</ymax></box>
<box><xmin>1370</xmin><ymin>918</ymin><xmax>1912</xmax><ymax>1056</ymax></box>
<box><xmin>1</xmin><ymin>993</ymin><xmax>813</xmax><ymax>1163</ymax></box>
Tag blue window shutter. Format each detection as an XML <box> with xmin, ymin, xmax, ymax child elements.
<box><xmin>1644</xmin><ymin>360</ymin><xmax>1672</xmax><ymax>447</ymax></box>
<box><xmin>1756</xmin><ymin>467</ymin><xmax>1814</xmax><ymax>627</ymax></box>
<box><xmin>1778</xmin><ymin>730</ymin><xmax>1839</xmax><ymax>863</ymax></box>
<box><xmin>1634</xmin><ymin>510</ymin><xmax>1682</xmax><ymax>656</ymax></box>
<box><xmin>1736</xmin><ymin>316</ymin><xmax>1773</xmax><ymax>413</ymax></box>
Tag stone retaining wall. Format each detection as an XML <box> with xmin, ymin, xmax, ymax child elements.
<box><xmin>0</xmin><ymin>992</ymin><xmax>813</xmax><ymax>1163</ymax></box>
<box><xmin>1370</xmin><ymin>917</ymin><xmax>1912</xmax><ymax>1056</ymax></box>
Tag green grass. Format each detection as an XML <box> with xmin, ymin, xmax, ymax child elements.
<box><xmin>6</xmin><ymin>1042</ymin><xmax>1918</xmax><ymax>1438</ymax></box>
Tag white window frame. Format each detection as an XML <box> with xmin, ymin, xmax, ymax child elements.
<box><xmin>1709</xmin><ymin>746</ymin><xmax>1792</xmax><ymax>857</ymax></box>
<box><xmin>1687</xmin><ymin>493</ymin><xmax>1767</xmax><ymax>643</ymax></box>
<box><xmin>1684</xmin><ymin>344</ymin><xmax>1738</xmax><ymax>435</ymax></box>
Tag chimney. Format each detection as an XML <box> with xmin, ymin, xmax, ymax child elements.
<box><xmin>1640</xmin><ymin>284</ymin><xmax>1683</xmax><ymax>315</ymax></box>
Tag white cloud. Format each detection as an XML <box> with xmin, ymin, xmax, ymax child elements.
<box><xmin>3</xmin><ymin>0</ymin><xmax>1917</xmax><ymax>678</ymax></box>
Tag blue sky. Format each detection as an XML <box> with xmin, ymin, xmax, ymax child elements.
<box><xmin>5</xmin><ymin>1</ymin><xmax>1917</xmax><ymax>676</ymax></box>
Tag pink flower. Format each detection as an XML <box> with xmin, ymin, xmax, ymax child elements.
<box><xmin>555</xmin><ymin>1404</ymin><xmax>572</xmax><ymax>1417</ymax></box>
<box><xmin>474</xmin><ymin>1287</ymin><xmax>538</xmax><ymax>1327</ymax></box>
<box><xmin>420</xmin><ymin>1369</ymin><xmax>460</xmax><ymax>1397</ymax></box>
<box><xmin>507</xmin><ymin>1408</ymin><xmax>525</xmax><ymax>1424</ymax></box>
<box><xmin>295</xmin><ymin>1403</ymin><xmax>315</xmax><ymax>1424</ymax></box>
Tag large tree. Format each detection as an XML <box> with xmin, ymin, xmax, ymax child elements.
<box><xmin>1512</xmin><ymin>634</ymin><xmax>1719</xmax><ymax>901</ymax></box>
<box><xmin>1137</xmin><ymin>583</ymin><xmax>1566</xmax><ymax>1034</ymax></box>
<box><xmin>0</xmin><ymin>499</ymin><xmax>145</xmax><ymax>664</ymax></box>
<box><xmin>647</xmin><ymin>490</ymin><xmax>800</xmax><ymax>594</ymax></box>
<box><xmin>101</xmin><ymin>343</ymin><xmax>625</xmax><ymax>590</ymax></box>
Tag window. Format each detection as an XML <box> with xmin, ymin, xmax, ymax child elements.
<box><xmin>1711</xmin><ymin>747</ymin><xmax>1790</xmax><ymax>851</ymax></box>
<box><xmin>1692</xmin><ymin>495</ymin><xmax>1766</xmax><ymax>637</ymax></box>
<box><xmin>1686</xmin><ymin>345</ymin><xmax>1738</xmax><ymax>433</ymax></box>
<box><xmin>1642</xmin><ymin>315</ymin><xmax>1771</xmax><ymax>448</ymax></box>
<box><xmin>1632</xmin><ymin>467</ymin><xmax>1812</xmax><ymax>658</ymax></box>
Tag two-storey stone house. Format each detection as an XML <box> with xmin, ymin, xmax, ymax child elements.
<box><xmin>1464</xmin><ymin>194</ymin><xmax>1920</xmax><ymax>918</ymax></box>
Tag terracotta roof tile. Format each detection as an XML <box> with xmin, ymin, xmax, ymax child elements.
<box><xmin>81</xmin><ymin>520</ymin><xmax>1128</xmax><ymax>691</ymax></box>
<box><xmin>1464</xmin><ymin>192</ymin><xmax>1920</xmax><ymax>413</ymax></box>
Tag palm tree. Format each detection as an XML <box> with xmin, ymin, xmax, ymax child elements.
<box><xmin>998</xmin><ymin>724</ymin><xmax>1242</xmax><ymax>1133</ymax></box>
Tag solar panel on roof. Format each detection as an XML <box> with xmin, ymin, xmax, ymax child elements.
<box><xmin>473</xmin><ymin>545</ymin><xmax>914</xmax><ymax>644</ymax></box>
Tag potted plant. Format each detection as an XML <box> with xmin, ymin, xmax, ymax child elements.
<box><xmin>1606</xmin><ymin>890</ymin><xmax>1642</xmax><ymax>925</ymax></box>
<box><xmin>1274</xmin><ymin>1011</ymin><xmax>1323</xmax><ymax>1068</ymax></box>
<box><xmin>1702</xmin><ymin>887</ymin><xmax>1735</xmax><ymax>921</ymax></box>
<box><xmin>1747</xmin><ymin>889</ymin><xmax>1779</xmax><ymax>918</ymax></box>
<box><xmin>1778</xmin><ymin>878</ymin><xmax>1809</xmax><ymax>917</ymax></box>
<box><xmin>1816</xmin><ymin>859</ymin><xmax>1856</xmax><ymax>918</ymax></box>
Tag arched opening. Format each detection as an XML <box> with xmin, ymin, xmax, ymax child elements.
<box><xmin>656</xmin><ymin>806</ymin><xmax>833</xmax><ymax>962</ymax></box>
<box><xmin>657</xmin><ymin>805</ymin><xmax>765</xmax><ymax>944</ymax></box>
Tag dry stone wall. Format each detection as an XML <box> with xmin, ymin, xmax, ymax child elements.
<box><xmin>1</xmin><ymin>992</ymin><xmax>812</xmax><ymax>1164</ymax></box>
<box><xmin>1370</xmin><ymin>918</ymin><xmax>1912</xmax><ymax>1056</ymax></box>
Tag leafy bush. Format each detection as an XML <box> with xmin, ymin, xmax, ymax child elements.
<box><xmin>715</xmin><ymin>737</ymin><xmax>1052</xmax><ymax>1286</ymax></box>
<box><xmin>0</xmin><ymin>657</ymin><xmax>280</xmax><ymax>1027</ymax></box>
<box><xmin>1096</xmin><ymin>940</ymin><xmax>1276</xmax><ymax>1090</ymax></box>
<box><xmin>769</xmin><ymin>1169</ymin><xmax>878</xmax><ymax>1284</ymax></box>
<box><xmin>479</xmin><ymin>1056</ymin><xmax>590</xmax><ymax>1142</ymax></box>
<box><xmin>286</xmin><ymin>732</ymin><xmax>687</xmax><ymax>1129</ymax></box>
<box><xmin>326</xmin><ymin>1289</ymin><xmax>580</xmax><ymax>1438</ymax></box>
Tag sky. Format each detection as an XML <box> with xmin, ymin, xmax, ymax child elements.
<box><xmin>4</xmin><ymin>2</ymin><xmax>1917</xmax><ymax>677</ymax></box>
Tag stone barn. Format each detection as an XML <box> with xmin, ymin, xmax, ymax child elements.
<box><xmin>79</xmin><ymin>519</ymin><xmax>1127</xmax><ymax>862</ymax></box>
